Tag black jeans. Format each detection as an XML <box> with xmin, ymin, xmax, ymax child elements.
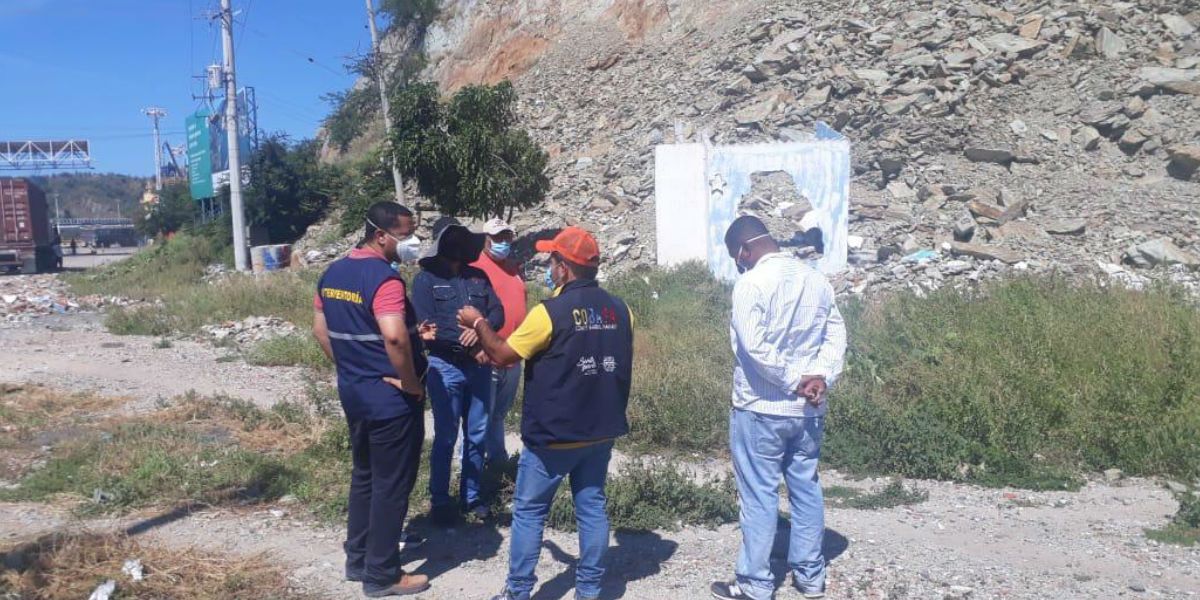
<box><xmin>344</xmin><ymin>411</ymin><xmax>424</xmax><ymax>590</ymax></box>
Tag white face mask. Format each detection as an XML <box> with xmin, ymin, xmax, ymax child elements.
<box><xmin>736</xmin><ymin>233</ymin><xmax>772</xmax><ymax>273</ymax></box>
<box><xmin>396</xmin><ymin>235</ymin><xmax>421</xmax><ymax>262</ymax></box>
<box><xmin>366</xmin><ymin>217</ymin><xmax>420</xmax><ymax>263</ymax></box>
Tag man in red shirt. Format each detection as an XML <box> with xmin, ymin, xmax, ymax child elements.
<box><xmin>470</xmin><ymin>218</ymin><xmax>528</xmax><ymax>464</ymax></box>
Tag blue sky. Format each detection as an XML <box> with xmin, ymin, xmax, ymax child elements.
<box><xmin>1</xmin><ymin>0</ymin><xmax>371</xmax><ymax>176</ymax></box>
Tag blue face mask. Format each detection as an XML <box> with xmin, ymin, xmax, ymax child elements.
<box><xmin>390</xmin><ymin>261</ymin><xmax>401</xmax><ymax>273</ymax></box>
<box><xmin>544</xmin><ymin>265</ymin><xmax>556</xmax><ymax>290</ymax></box>
<box><xmin>489</xmin><ymin>242</ymin><xmax>512</xmax><ymax>260</ymax></box>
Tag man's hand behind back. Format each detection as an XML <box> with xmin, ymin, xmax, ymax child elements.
<box><xmin>797</xmin><ymin>375</ymin><xmax>827</xmax><ymax>407</ymax></box>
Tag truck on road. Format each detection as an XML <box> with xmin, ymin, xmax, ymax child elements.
<box><xmin>1</xmin><ymin>178</ymin><xmax>56</xmax><ymax>274</ymax></box>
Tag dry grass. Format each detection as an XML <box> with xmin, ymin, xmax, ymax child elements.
<box><xmin>0</xmin><ymin>384</ymin><xmax>127</xmax><ymax>439</ymax></box>
<box><xmin>0</xmin><ymin>385</ymin><xmax>128</xmax><ymax>483</ymax></box>
<box><xmin>0</xmin><ymin>531</ymin><xmax>316</xmax><ymax>600</ymax></box>
<box><xmin>159</xmin><ymin>392</ymin><xmax>330</xmax><ymax>454</ymax></box>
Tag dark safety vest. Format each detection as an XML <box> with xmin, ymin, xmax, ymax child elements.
<box><xmin>521</xmin><ymin>279</ymin><xmax>633</xmax><ymax>448</ymax></box>
<box><xmin>317</xmin><ymin>255</ymin><xmax>427</xmax><ymax>421</ymax></box>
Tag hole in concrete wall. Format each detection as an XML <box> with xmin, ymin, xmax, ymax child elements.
<box><xmin>736</xmin><ymin>171</ymin><xmax>823</xmax><ymax>255</ymax></box>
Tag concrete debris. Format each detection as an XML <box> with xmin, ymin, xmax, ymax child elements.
<box><xmin>88</xmin><ymin>580</ymin><xmax>116</xmax><ymax>600</ymax></box>
<box><xmin>122</xmin><ymin>559</ymin><xmax>145</xmax><ymax>582</ymax></box>
<box><xmin>201</xmin><ymin>316</ymin><xmax>299</xmax><ymax>347</ymax></box>
<box><xmin>0</xmin><ymin>273</ymin><xmax>115</xmax><ymax>326</ymax></box>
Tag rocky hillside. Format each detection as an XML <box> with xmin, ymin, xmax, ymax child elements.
<box><xmin>316</xmin><ymin>0</ymin><xmax>1200</xmax><ymax>294</ymax></box>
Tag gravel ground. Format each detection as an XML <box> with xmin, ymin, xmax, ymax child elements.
<box><xmin>0</xmin><ymin>301</ymin><xmax>1197</xmax><ymax>599</ymax></box>
<box><xmin>3</xmin><ymin>472</ymin><xmax>1197</xmax><ymax>599</ymax></box>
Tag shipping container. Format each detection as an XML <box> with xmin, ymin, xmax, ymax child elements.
<box><xmin>0</xmin><ymin>178</ymin><xmax>55</xmax><ymax>273</ymax></box>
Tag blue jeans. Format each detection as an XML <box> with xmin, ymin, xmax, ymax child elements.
<box><xmin>730</xmin><ymin>409</ymin><xmax>826</xmax><ymax>598</ymax></box>
<box><xmin>427</xmin><ymin>355</ymin><xmax>492</xmax><ymax>509</ymax></box>
<box><xmin>486</xmin><ymin>362</ymin><xmax>522</xmax><ymax>464</ymax></box>
<box><xmin>506</xmin><ymin>441</ymin><xmax>614</xmax><ymax>600</ymax></box>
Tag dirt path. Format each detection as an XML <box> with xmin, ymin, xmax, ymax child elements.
<box><xmin>3</xmin><ymin>472</ymin><xmax>1197</xmax><ymax>599</ymax></box>
<box><xmin>0</xmin><ymin>313</ymin><xmax>309</xmax><ymax>412</ymax></box>
<box><xmin>2</xmin><ymin>312</ymin><xmax>1198</xmax><ymax>599</ymax></box>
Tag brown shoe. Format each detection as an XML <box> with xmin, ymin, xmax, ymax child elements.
<box><xmin>363</xmin><ymin>573</ymin><xmax>430</xmax><ymax>597</ymax></box>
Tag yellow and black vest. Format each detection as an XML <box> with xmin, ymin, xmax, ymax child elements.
<box><xmin>521</xmin><ymin>279</ymin><xmax>633</xmax><ymax>448</ymax></box>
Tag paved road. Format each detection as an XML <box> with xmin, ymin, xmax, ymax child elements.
<box><xmin>61</xmin><ymin>246</ymin><xmax>137</xmax><ymax>270</ymax></box>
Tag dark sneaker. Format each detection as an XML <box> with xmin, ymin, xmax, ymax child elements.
<box><xmin>469</xmin><ymin>503</ymin><xmax>492</xmax><ymax>520</ymax></box>
<box><xmin>363</xmin><ymin>573</ymin><xmax>430</xmax><ymax>597</ymax></box>
<box><xmin>710</xmin><ymin>580</ymin><xmax>758</xmax><ymax>600</ymax></box>
<box><xmin>489</xmin><ymin>586</ymin><xmax>521</xmax><ymax>600</ymax></box>
<box><xmin>797</xmin><ymin>587</ymin><xmax>825</xmax><ymax>599</ymax></box>
<box><xmin>432</xmin><ymin>504</ymin><xmax>458</xmax><ymax>528</ymax></box>
<box><xmin>346</xmin><ymin>569</ymin><xmax>364</xmax><ymax>583</ymax></box>
<box><xmin>398</xmin><ymin>532</ymin><xmax>425</xmax><ymax>552</ymax></box>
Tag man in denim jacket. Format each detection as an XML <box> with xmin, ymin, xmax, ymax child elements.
<box><xmin>410</xmin><ymin>218</ymin><xmax>504</xmax><ymax>526</ymax></box>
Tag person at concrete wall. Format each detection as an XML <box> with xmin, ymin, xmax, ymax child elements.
<box><xmin>457</xmin><ymin>226</ymin><xmax>634</xmax><ymax>600</ymax></box>
<box><xmin>469</xmin><ymin>218</ymin><xmax>528</xmax><ymax>466</ymax></box>
<box><xmin>312</xmin><ymin>201</ymin><xmax>431</xmax><ymax>597</ymax></box>
<box><xmin>411</xmin><ymin>217</ymin><xmax>504</xmax><ymax>527</ymax></box>
<box><xmin>710</xmin><ymin>215</ymin><xmax>847</xmax><ymax>600</ymax></box>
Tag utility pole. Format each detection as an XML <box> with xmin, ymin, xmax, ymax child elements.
<box><xmin>53</xmin><ymin>194</ymin><xmax>61</xmax><ymax>234</ymax></box>
<box><xmin>220</xmin><ymin>0</ymin><xmax>249</xmax><ymax>271</ymax></box>
<box><xmin>142</xmin><ymin>107</ymin><xmax>167</xmax><ymax>191</ymax></box>
<box><xmin>365</xmin><ymin>0</ymin><xmax>405</xmax><ymax>204</ymax></box>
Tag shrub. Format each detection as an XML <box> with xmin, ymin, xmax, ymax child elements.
<box><xmin>606</xmin><ymin>263</ymin><xmax>733</xmax><ymax>453</ymax></box>
<box><xmin>824</xmin><ymin>480</ymin><xmax>928</xmax><ymax>510</ymax></box>
<box><xmin>825</xmin><ymin>277</ymin><xmax>1200</xmax><ymax>488</ymax></box>
<box><xmin>587</xmin><ymin>462</ymin><xmax>738</xmax><ymax>531</ymax></box>
<box><xmin>247</xmin><ymin>334</ymin><xmax>330</xmax><ymax>371</ymax></box>
<box><xmin>1147</xmin><ymin>489</ymin><xmax>1200</xmax><ymax>546</ymax></box>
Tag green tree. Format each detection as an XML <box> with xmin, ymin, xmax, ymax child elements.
<box><xmin>136</xmin><ymin>182</ymin><xmax>195</xmax><ymax>238</ymax></box>
<box><xmin>337</xmin><ymin>150</ymin><xmax>397</xmax><ymax>236</ymax></box>
<box><xmin>379</xmin><ymin>0</ymin><xmax>440</xmax><ymax>28</ymax></box>
<box><xmin>243</xmin><ymin>135</ymin><xmax>338</xmax><ymax>243</ymax></box>
<box><xmin>389</xmin><ymin>80</ymin><xmax>549</xmax><ymax>220</ymax></box>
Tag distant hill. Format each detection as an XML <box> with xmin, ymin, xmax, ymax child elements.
<box><xmin>28</xmin><ymin>173</ymin><xmax>148</xmax><ymax>219</ymax></box>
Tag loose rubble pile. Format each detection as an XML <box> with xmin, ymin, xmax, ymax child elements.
<box><xmin>200</xmin><ymin>316</ymin><xmax>299</xmax><ymax>347</ymax></box>
<box><xmin>447</xmin><ymin>0</ymin><xmax>1200</xmax><ymax>294</ymax></box>
<box><xmin>0</xmin><ymin>274</ymin><xmax>117</xmax><ymax>326</ymax></box>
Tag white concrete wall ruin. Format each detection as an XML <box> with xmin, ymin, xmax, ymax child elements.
<box><xmin>654</xmin><ymin>127</ymin><xmax>851</xmax><ymax>281</ymax></box>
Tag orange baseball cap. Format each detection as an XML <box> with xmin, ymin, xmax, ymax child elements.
<box><xmin>536</xmin><ymin>226</ymin><xmax>601</xmax><ymax>267</ymax></box>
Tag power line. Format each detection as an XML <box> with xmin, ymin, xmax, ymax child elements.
<box><xmin>256</xmin><ymin>89</ymin><xmax>328</xmax><ymax>122</ymax></box>
<box><xmin>243</xmin><ymin>25</ymin><xmax>347</xmax><ymax>78</ymax></box>
<box><xmin>236</xmin><ymin>0</ymin><xmax>255</xmax><ymax>49</ymax></box>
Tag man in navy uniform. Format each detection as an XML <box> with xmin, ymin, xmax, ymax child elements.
<box><xmin>313</xmin><ymin>201</ymin><xmax>431</xmax><ymax>597</ymax></box>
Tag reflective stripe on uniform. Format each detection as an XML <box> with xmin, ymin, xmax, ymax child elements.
<box><xmin>328</xmin><ymin>331</ymin><xmax>384</xmax><ymax>342</ymax></box>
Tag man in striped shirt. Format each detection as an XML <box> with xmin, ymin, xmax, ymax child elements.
<box><xmin>711</xmin><ymin>215</ymin><xmax>847</xmax><ymax>600</ymax></box>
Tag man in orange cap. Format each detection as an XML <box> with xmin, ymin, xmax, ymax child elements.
<box><xmin>457</xmin><ymin>226</ymin><xmax>634</xmax><ymax>600</ymax></box>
